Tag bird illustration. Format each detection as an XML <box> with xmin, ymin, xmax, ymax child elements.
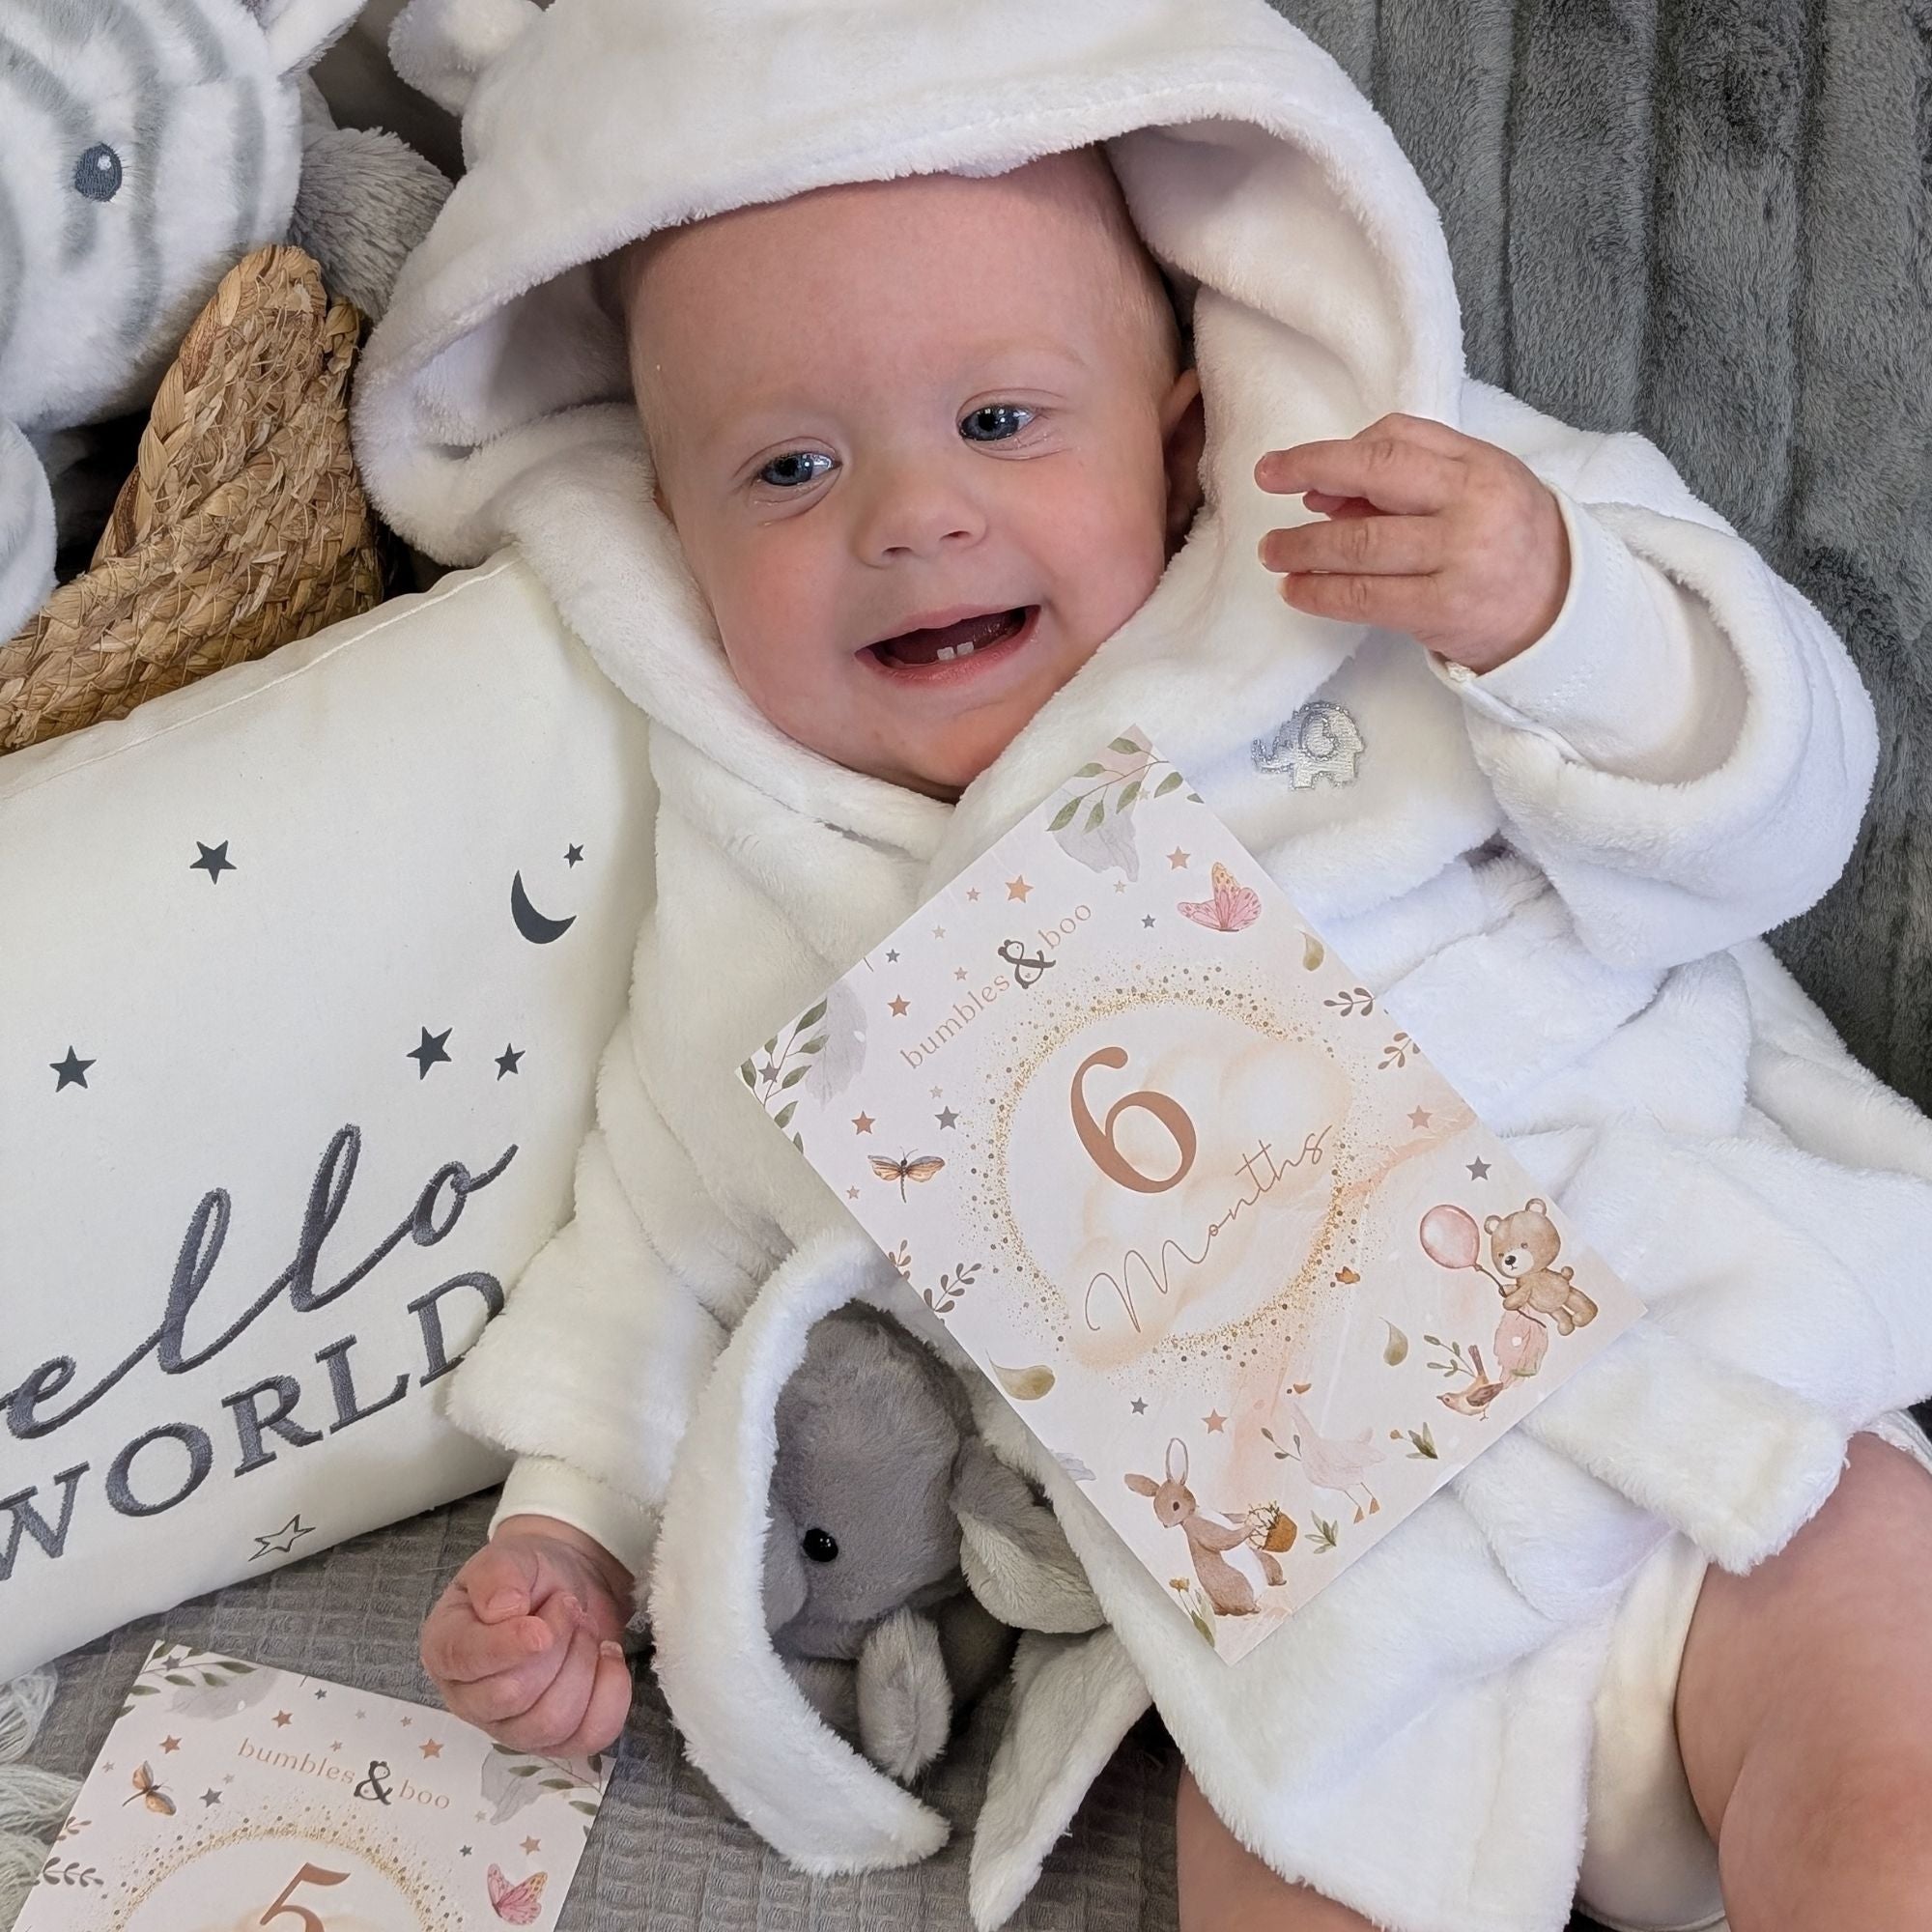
<box><xmin>1273</xmin><ymin>1395</ymin><xmax>1385</xmax><ymax>1522</ymax></box>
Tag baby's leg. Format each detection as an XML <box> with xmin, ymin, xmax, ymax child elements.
<box><xmin>1176</xmin><ymin>1769</ymin><xmax>1377</xmax><ymax>1932</ymax></box>
<box><xmin>1675</xmin><ymin>1434</ymin><xmax>1932</xmax><ymax>1929</ymax></box>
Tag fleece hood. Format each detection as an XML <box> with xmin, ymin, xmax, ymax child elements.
<box><xmin>355</xmin><ymin>0</ymin><xmax>1471</xmax><ymax>859</ymax></box>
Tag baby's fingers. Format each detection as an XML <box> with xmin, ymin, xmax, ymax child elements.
<box><xmin>493</xmin><ymin>1625</ymin><xmax>601</xmax><ymax>1753</ymax></box>
<box><xmin>552</xmin><ymin>1644</ymin><xmax>633</xmax><ymax>1757</ymax></box>
<box><xmin>425</xmin><ymin>1598</ymin><xmax>556</xmax><ymax>1685</ymax></box>
<box><xmin>1255</xmin><ymin>435</ymin><xmax>1461</xmax><ymax>517</ymax></box>
<box><xmin>1275</xmin><ymin>568</ymin><xmax>1446</xmax><ymax>639</ymax></box>
<box><xmin>1259</xmin><ymin>512</ymin><xmax>1441</xmax><ymax>580</ymax></box>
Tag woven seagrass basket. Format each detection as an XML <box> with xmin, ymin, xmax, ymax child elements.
<box><xmin>0</xmin><ymin>245</ymin><xmax>389</xmax><ymax>755</ymax></box>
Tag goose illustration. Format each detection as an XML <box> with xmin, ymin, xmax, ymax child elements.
<box><xmin>1274</xmin><ymin>1395</ymin><xmax>1385</xmax><ymax>1522</ymax></box>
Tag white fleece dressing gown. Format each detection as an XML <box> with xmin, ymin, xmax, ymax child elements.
<box><xmin>352</xmin><ymin>2</ymin><xmax>1932</xmax><ymax>1927</ymax></box>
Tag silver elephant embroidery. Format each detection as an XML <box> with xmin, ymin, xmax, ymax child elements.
<box><xmin>1252</xmin><ymin>699</ymin><xmax>1366</xmax><ymax>788</ymax></box>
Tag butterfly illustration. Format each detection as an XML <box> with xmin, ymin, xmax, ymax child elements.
<box><xmin>123</xmin><ymin>1762</ymin><xmax>175</xmax><ymax>1816</ymax></box>
<box><xmin>486</xmin><ymin>1864</ymin><xmax>549</xmax><ymax>1925</ymax></box>
<box><xmin>1178</xmin><ymin>862</ymin><xmax>1262</xmax><ymax>933</ymax></box>
<box><xmin>869</xmin><ymin>1152</ymin><xmax>946</xmax><ymax>1202</ymax></box>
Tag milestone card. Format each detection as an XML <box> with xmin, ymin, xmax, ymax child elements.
<box><xmin>752</xmin><ymin>728</ymin><xmax>1644</xmax><ymax>1663</ymax></box>
<box><xmin>18</xmin><ymin>1643</ymin><xmax>609</xmax><ymax>1931</ymax></box>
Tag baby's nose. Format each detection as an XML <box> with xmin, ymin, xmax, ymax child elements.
<box><xmin>853</xmin><ymin>464</ymin><xmax>986</xmax><ymax>561</ymax></box>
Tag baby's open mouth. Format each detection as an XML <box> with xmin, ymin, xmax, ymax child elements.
<box><xmin>865</xmin><ymin>607</ymin><xmax>1033</xmax><ymax>671</ymax></box>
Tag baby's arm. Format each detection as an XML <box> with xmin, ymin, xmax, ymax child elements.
<box><xmin>1259</xmin><ymin>389</ymin><xmax>1878</xmax><ymax>970</ymax></box>
<box><xmin>420</xmin><ymin>1004</ymin><xmax>754</xmax><ymax>1746</ymax></box>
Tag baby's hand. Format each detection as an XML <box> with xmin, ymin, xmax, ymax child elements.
<box><xmin>420</xmin><ymin>1515</ymin><xmax>635</xmax><ymax>1754</ymax></box>
<box><xmin>1254</xmin><ymin>412</ymin><xmax>1569</xmax><ymax>674</ymax></box>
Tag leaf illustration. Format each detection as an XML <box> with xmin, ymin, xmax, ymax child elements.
<box><xmin>739</xmin><ymin>1061</ymin><xmax>756</xmax><ymax>1090</ymax></box>
<box><xmin>1302</xmin><ymin>931</ymin><xmax>1325</xmax><ymax>970</ymax></box>
<box><xmin>1085</xmin><ymin>799</ymin><xmax>1106</xmax><ymax>833</ymax></box>
<box><xmin>1109</xmin><ymin>736</ymin><xmax>1144</xmax><ymax>754</ymax></box>
<box><xmin>780</xmin><ymin>1064</ymin><xmax>809</xmax><ymax>1089</ymax></box>
<box><xmin>1406</xmin><ymin>1424</ymin><xmax>1438</xmax><ymax>1460</ymax></box>
<box><xmin>774</xmin><ymin>1100</ymin><xmax>797</xmax><ymax>1130</ymax></box>
<box><xmin>1115</xmin><ymin>778</ymin><xmax>1142</xmax><ymax>812</ymax></box>
<box><xmin>798</xmin><ymin>1001</ymin><xmax>829</xmax><ymax>1031</ymax></box>
<box><xmin>1155</xmin><ymin>770</ymin><xmax>1185</xmax><ymax>797</ymax></box>
<box><xmin>1382</xmin><ymin>1321</ymin><xmax>1408</xmax><ymax>1366</ymax></box>
<box><xmin>1074</xmin><ymin>762</ymin><xmax>1106</xmax><ymax>779</ymax></box>
<box><xmin>991</xmin><ymin>1362</ymin><xmax>1056</xmax><ymax>1401</ymax></box>
<box><xmin>1049</xmin><ymin>797</ymin><xmax>1080</xmax><ymax>833</ymax></box>
<box><xmin>799</xmin><ymin>1036</ymin><xmax>827</xmax><ymax>1055</ymax></box>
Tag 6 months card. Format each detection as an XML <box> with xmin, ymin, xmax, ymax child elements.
<box><xmin>752</xmin><ymin>728</ymin><xmax>1645</xmax><ymax>1665</ymax></box>
<box><xmin>19</xmin><ymin>1643</ymin><xmax>608</xmax><ymax>1930</ymax></box>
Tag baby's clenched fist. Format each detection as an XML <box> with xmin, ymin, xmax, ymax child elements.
<box><xmin>420</xmin><ymin>1516</ymin><xmax>635</xmax><ymax>1755</ymax></box>
<box><xmin>1254</xmin><ymin>412</ymin><xmax>1570</xmax><ymax>673</ymax></box>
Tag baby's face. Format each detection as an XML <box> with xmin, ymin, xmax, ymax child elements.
<box><xmin>622</xmin><ymin>151</ymin><xmax>1204</xmax><ymax>798</ymax></box>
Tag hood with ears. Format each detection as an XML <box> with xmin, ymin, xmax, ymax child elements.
<box><xmin>354</xmin><ymin>0</ymin><xmax>1472</xmax><ymax>848</ymax></box>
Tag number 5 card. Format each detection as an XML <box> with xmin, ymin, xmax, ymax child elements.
<box><xmin>753</xmin><ymin>727</ymin><xmax>1644</xmax><ymax>1665</ymax></box>
<box><xmin>17</xmin><ymin>1642</ymin><xmax>608</xmax><ymax>1929</ymax></box>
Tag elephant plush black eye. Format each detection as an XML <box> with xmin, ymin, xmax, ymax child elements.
<box><xmin>802</xmin><ymin>1527</ymin><xmax>838</xmax><ymax>1563</ymax></box>
<box><xmin>74</xmin><ymin>144</ymin><xmax>123</xmax><ymax>203</ymax></box>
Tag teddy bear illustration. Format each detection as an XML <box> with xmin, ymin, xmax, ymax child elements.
<box><xmin>1484</xmin><ymin>1198</ymin><xmax>1598</xmax><ymax>1334</ymax></box>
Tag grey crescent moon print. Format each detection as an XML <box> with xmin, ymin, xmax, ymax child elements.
<box><xmin>510</xmin><ymin>870</ymin><xmax>577</xmax><ymax>944</ymax></box>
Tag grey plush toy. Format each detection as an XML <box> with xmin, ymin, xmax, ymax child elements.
<box><xmin>0</xmin><ymin>0</ymin><xmax>449</xmax><ymax>635</ymax></box>
<box><xmin>764</xmin><ymin>1306</ymin><xmax>1105</xmax><ymax>1782</ymax></box>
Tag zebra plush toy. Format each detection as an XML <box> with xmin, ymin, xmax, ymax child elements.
<box><xmin>0</xmin><ymin>0</ymin><xmax>448</xmax><ymax>642</ymax></box>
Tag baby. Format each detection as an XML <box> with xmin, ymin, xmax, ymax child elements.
<box><xmin>414</xmin><ymin>145</ymin><xmax>1932</xmax><ymax>1931</ymax></box>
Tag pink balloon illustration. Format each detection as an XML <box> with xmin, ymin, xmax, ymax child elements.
<box><xmin>1418</xmin><ymin>1203</ymin><xmax>1482</xmax><ymax>1273</ymax></box>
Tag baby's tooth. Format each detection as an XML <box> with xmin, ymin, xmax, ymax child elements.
<box><xmin>956</xmin><ymin>639</ymin><xmax>976</xmax><ymax>657</ymax></box>
<box><xmin>935</xmin><ymin>645</ymin><xmax>955</xmax><ymax>661</ymax></box>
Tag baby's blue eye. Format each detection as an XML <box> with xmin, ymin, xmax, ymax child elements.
<box><xmin>757</xmin><ymin>450</ymin><xmax>834</xmax><ymax>490</ymax></box>
<box><xmin>961</xmin><ymin>404</ymin><xmax>1035</xmax><ymax>442</ymax></box>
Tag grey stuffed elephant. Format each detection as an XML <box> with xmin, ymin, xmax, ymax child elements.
<box><xmin>763</xmin><ymin>1305</ymin><xmax>1104</xmax><ymax>1782</ymax></box>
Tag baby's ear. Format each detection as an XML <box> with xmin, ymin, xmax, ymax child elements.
<box><xmin>243</xmin><ymin>0</ymin><xmax>367</xmax><ymax>77</ymax></box>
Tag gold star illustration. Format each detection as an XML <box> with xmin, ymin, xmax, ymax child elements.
<box><xmin>159</xmin><ymin>1737</ymin><xmax>181</xmax><ymax>1755</ymax></box>
<box><xmin>889</xmin><ymin>996</ymin><xmax>909</xmax><ymax>1016</ymax></box>
<box><xmin>1167</xmin><ymin>847</ymin><xmax>1191</xmax><ymax>869</ymax></box>
<box><xmin>272</xmin><ymin>1712</ymin><xmax>293</xmax><ymax>1728</ymax></box>
<box><xmin>1408</xmin><ymin>1106</ymin><xmax>1433</xmax><ymax>1129</ymax></box>
<box><xmin>930</xmin><ymin>1086</ymin><xmax>944</xmax><ymax>1098</ymax></box>
<box><xmin>1006</xmin><ymin>875</ymin><xmax>1033</xmax><ymax>901</ymax></box>
<box><xmin>1205</xmin><ymin>1410</ymin><xmax>1227</xmax><ymax>1434</ymax></box>
<box><xmin>1114</xmin><ymin>881</ymin><xmax>1128</xmax><ymax>893</ymax></box>
<box><xmin>852</xmin><ymin>1113</ymin><xmax>874</xmax><ymax>1134</ymax></box>
<box><xmin>521</xmin><ymin>1837</ymin><xmax>542</xmax><ymax>1857</ymax></box>
<box><xmin>420</xmin><ymin>1739</ymin><xmax>442</xmax><ymax>1759</ymax></box>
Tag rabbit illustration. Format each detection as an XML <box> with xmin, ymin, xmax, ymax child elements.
<box><xmin>1126</xmin><ymin>1437</ymin><xmax>1283</xmax><ymax>1618</ymax></box>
